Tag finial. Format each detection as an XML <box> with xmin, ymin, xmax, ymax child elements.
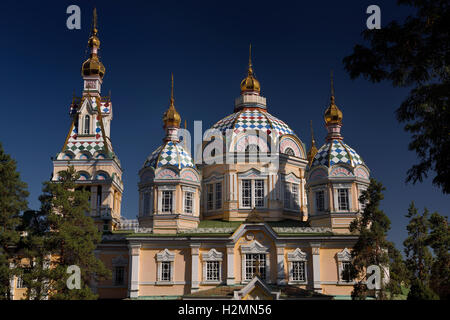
<box><xmin>92</xmin><ymin>8</ymin><xmax>98</xmax><ymax>35</ymax></box>
<box><xmin>184</xmin><ymin>119</ymin><xmax>187</xmax><ymax>129</ymax></box>
<box><xmin>310</xmin><ymin>120</ymin><xmax>315</xmax><ymax>144</ymax></box>
<box><xmin>330</xmin><ymin>69</ymin><xmax>335</xmax><ymax>103</ymax></box>
<box><xmin>170</xmin><ymin>72</ymin><xmax>174</xmax><ymax>106</ymax></box>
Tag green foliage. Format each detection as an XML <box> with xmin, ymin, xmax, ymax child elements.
<box><xmin>0</xmin><ymin>142</ymin><xmax>29</xmax><ymax>299</ymax></box>
<box><xmin>408</xmin><ymin>278</ymin><xmax>439</xmax><ymax>300</ymax></box>
<box><xmin>36</xmin><ymin>166</ymin><xmax>110</xmax><ymax>300</ymax></box>
<box><xmin>343</xmin><ymin>0</ymin><xmax>450</xmax><ymax>193</ymax></box>
<box><xmin>349</xmin><ymin>178</ymin><xmax>394</xmax><ymax>300</ymax></box>
<box><xmin>386</xmin><ymin>242</ymin><xmax>410</xmax><ymax>296</ymax></box>
<box><xmin>427</xmin><ymin>212</ymin><xmax>450</xmax><ymax>299</ymax></box>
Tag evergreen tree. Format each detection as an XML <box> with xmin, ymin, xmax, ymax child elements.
<box><xmin>0</xmin><ymin>142</ymin><xmax>29</xmax><ymax>299</ymax></box>
<box><xmin>39</xmin><ymin>166</ymin><xmax>110</xmax><ymax>299</ymax></box>
<box><xmin>386</xmin><ymin>242</ymin><xmax>410</xmax><ymax>298</ymax></box>
<box><xmin>343</xmin><ymin>0</ymin><xmax>450</xmax><ymax>194</ymax></box>
<box><xmin>17</xmin><ymin>210</ymin><xmax>53</xmax><ymax>300</ymax></box>
<box><xmin>403</xmin><ymin>202</ymin><xmax>438</xmax><ymax>299</ymax></box>
<box><xmin>427</xmin><ymin>212</ymin><xmax>450</xmax><ymax>299</ymax></box>
<box><xmin>349</xmin><ymin>178</ymin><xmax>392</xmax><ymax>300</ymax></box>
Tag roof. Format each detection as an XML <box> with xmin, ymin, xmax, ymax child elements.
<box><xmin>144</xmin><ymin>140</ymin><xmax>194</xmax><ymax>169</ymax></box>
<box><xmin>211</xmin><ymin>108</ymin><xmax>296</xmax><ymax>138</ymax></box>
<box><xmin>183</xmin><ymin>284</ymin><xmax>333</xmax><ymax>300</ymax></box>
<box><xmin>311</xmin><ymin>139</ymin><xmax>364</xmax><ymax>168</ymax></box>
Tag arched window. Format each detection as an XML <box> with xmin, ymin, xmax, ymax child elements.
<box><xmin>84</xmin><ymin>115</ymin><xmax>90</xmax><ymax>134</ymax></box>
<box><xmin>285</xmin><ymin>148</ymin><xmax>295</xmax><ymax>156</ymax></box>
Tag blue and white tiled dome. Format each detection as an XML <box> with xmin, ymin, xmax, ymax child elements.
<box><xmin>211</xmin><ymin>108</ymin><xmax>296</xmax><ymax>138</ymax></box>
<box><xmin>144</xmin><ymin>140</ymin><xmax>194</xmax><ymax>169</ymax></box>
<box><xmin>311</xmin><ymin>139</ymin><xmax>364</xmax><ymax>168</ymax></box>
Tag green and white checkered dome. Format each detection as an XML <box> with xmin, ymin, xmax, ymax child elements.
<box><xmin>144</xmin><ymin>140</ymin><xmax>194</xmax><ymax>169</ymax></box>
<box><xmin>311</xmin><ymin>139</ymin><xmax>364</xmax><ymax>168</ymax></box>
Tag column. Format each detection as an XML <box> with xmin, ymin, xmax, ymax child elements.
<box><xmin>128</xmin><ymin>243</ymin><xmax>141</xmax><ymax>298</ymax></box>
<box><xmin>276</xmin><ymin>244</ymin><xmax>286</xmax><ymax>285</ymax></box>
<box><xmin>310</xmin><ymin>242</ymin><xmax>322</xmax><ymax>293</ymax></box>
<box><xmin>226</xmin><ymin>244</ymin><xmax>235</xmax><ymax>285</ymax></box>
<box><xmin>191</xmin><ymin>244</ymin><xmax>200</xmax><ymax>292</ymax></box>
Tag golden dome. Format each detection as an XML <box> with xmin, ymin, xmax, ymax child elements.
<box><xmin>324</xmin><ymin>96</ymin><xmax>343</xmax><ymax>125</ymax></box>
<box><xmin>163</xmin><ymin>74</ymin><xmax>181</xmax><ymax>128</ymax></box>
<box><xmin>240</xmin><ymin>44</ymin><xmax>261</xmax><ymax>94</ymax></box>
<box><xmin>82</xmin><ymin>54</ymin><xmax>105</xmax><ymax>78</ymax></box>
<box><xmin>81</xmin><ymin>9</ymin><xmax>105</xmax><ymax>79</ymax></box>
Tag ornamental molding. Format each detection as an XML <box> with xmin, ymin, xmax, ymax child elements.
<box><xmin>287</xmin><ymin>248</ymin><xmax>308</xmax><ymax>262</ymax></box>
<box><xmin>201</xmin><ymin>248</ymin><xmax>223</xmax><ymax>261</ymax></box>
<box><xmin>272</xmin><ymin>227</ymin><xmax>332</xmax><ymax>234</ymax></box>
<box><xmin>337</xmin><ymin>248</ymin><xmax>352</xmax><ymax>261</ymax></box>
<box><xmin>281</xmin><ymin>172</ymin><xmax>301</xmax><ymax>184</ymax></box>
<box><xmin>178</xmin><ymin>227</ymin><xmax>235</xmax><ymax>234</ymax></box>
<box><xmin>240</xmin><ymin>240</ymin><xmax>269</xmax><ymax>254</ymax></box>
<box><xmin>156</xmin><ymin>249</ymin><xmax>175</xmax><ymax>262</ymax></box>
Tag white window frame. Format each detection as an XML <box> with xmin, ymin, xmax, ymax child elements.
<box><xmin>201</xmin><ymin>249</ymin><xmax>223</xmax><ymax>284</ymax></box>
<box><xmin>337</xmin><ymin>248</ymin><xmax>353</xmax><ymax>284</ymax></box>
<box><xmin>287</xmin><ymin>248</ymin><xmax>308</xmax><ymax>284</ymax></box>
<box><xmin>283</xmin><ymin>182</ymin><xmax>300</xmax><ymax>211</ymax></box>
<box><xmin>205</xmin><ymin>182</ymin><xmax>223</xmax><ymax>212</ymax></box>
<box><xmin>182</xmin><ymin>186</ymin><xmax>196</xmax><ymax>215</ymax></box>
<box><xmin>240</xmin><ymin>241</ymin><xmax>270</xmax><ymax>283</ymax></box>
<box><xmin>83</xmin><ymin>115</ymin><xmax>91</xmax><ymax>134</ymax></box>
<box><xmin>239</xmin><ymin>179</ymin><xmax>267</xmax><ymax>209</ymax></box>
<box><xmin>357</xmin><ymin>185</ymin><xmax>368</xmax><ymax>212</ymax></box>
<box><xmin>156</xmin><ymin>249</ymin><xmax>175</xmax><ymax>284</ymax></box>
<box><xmin>157</xmin><ymin>186</ymin><xmax>176</xmax><ymax>214</ymax></box>
<box><xmin>333</xmin><ymin>183</ymin><xmax>352</xmax><ymax>212</ymax></box>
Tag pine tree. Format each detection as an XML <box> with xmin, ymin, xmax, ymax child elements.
<box><xmin>403</xmin><ymin>202</ymin><xmax>438</xmax><ymax>300</ymax></box>
<box><xmin>39</xmin><ymin>166</ymin><xmax>110</xmax><ymax>299</ymax></box>
<box><xmin>348</xmin><ymin>178</ymin><xmax>392</xmax><ymax>300</ymax></box>
<box><xmin>0</xmin><ymin>142</ymin><xmax>29</xmax><ymax>299</ymax></box>
<box><xmin>386</xmin><ymin>242</ymin><xmax>410</xmax><ymax>298</ymax></box>
<box><xmin>427</xmin><ymin>212</ymin><xmax>449</xmax><ymax>299</ymax></box>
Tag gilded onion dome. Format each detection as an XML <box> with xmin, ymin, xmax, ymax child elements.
<box><xmin>324</xmin><ymin>71</ymin><xmax>342</xmax><ymax>125</ymax></box>
<box><xmin>240</xmin><ymin>44</ymin><xmax>261</xmax><ymax>94</ymax></box>
<box><xmin>163</xmin><ymin>73</ymin><xmax>181</xmax><ymax>128</ymax></box>
<box><xmin>81</xmin><ymin>8</ymin><xmax>106</xmax><ymax>79</ymax></box>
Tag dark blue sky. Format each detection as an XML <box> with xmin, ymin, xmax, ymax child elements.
<box><xmin>0</xmin><ymin>1</ymin><xmax>448</xmax><ymax>249</ymax></box>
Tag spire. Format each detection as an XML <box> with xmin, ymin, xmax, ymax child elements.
<box><xmin>240</xmin><ymin>44</ymin><xmax>261</xmax><ymax>94</ymax></box>
<box><xmin>307</xmin><ymin>120</ymin><xmax>318</xmax><ymax>165</ymax></box>
<box><xmin>163</xmin><ymin>73</ymin><xmax>181</xmax><ymax>132</ymax></box>
<box><xmin>81</xmin><ymin>8</ymin><xmax>105</xmax><ymax>80</ymax></box>
<box><xmin>324</xmin><ymin>70</ymin><xmax>343</xmax><ymax>141</ymax></box>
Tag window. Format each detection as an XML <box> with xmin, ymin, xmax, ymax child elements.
<box><xmin>207</xmin><ymin>184</ymin><xmax>214</xmax><ymax>210</ymax></box>
<box><xmin>206</xmin><ymin>261</ymin><xmax>220</xmax><ymax>281</ymax></box>
<box><xmin>84</xmin><ymin>115</ymin><xmax>90</xmax><ymax>134</ymax></box>
<box><xmin>245</xmin><ymin>254</ymin><xmax>266</xmax><ymax>280</ymax></box>
<box><xmin>315</xmin><ymin>190</ymin><xmax>325</xmax><ymax>212</ymax></box>
<box><xmin>16</xmin><ymin>276</ymin><xmax>25</xmax><ymax>289</ymax></box>
<box><xmin>143</xmin><ymin>192</ymin><xmax>151</xmax><ymax>216</ymax></box>
<box><xmin>285</xmin><ymin>147</ymin><xmax>295</xmax><ymax>156</ymax></box>
<box><xmin>185</xmin><ymin>191</ymin><xmax>193</xmax><ymax>214</ymax></box>
<box><xmin>206</xmin><ymin>183</ymin><xmax>222</xmax><ymax>211</ymax></box>
<box><xmin>114</xmin><ymin>266</ymin><xmax>125</xmax><ymax>286</ymax></box>
<box><xmin>156</xmin><ymin>249</ymin><xmax>175</xmax><ymax>283</ymax></box>
<box><xmin>215</xmin><ymin>183</ymin><xmax>222</xmax><ymax>209</ymax></box>
<box><xmin>284</xmin><ymin>182</ymin><xmax>300</xmax><ymax>210</ymax></box>
<box><xmin>338</xmin><ymin>188</ymin><xmax>349</xmax><ymax>211</ymax></box>
<box><xmin>202</xmin><ymin>248</ymin><xmax>223</xmax><ymax>284</ymax></box>
<box><xmin>97</xmin><ymin>186</ymin><xmax>102</xmax><ymax>209</ymax></box>
<box><xmin>341</xmin><ymin>261</ymin><xmax>352</xmax><ymax>282</ymax></box>
<box><xmin>292</xmin><ymin>261</ymin><xmax>306</xmax><ymax>282</ymax></box>
<box><xmin>160</xmin><ymin>262</ymin><xmax>171</xmax><ymax>281</ymax></box>
<box><xmin>242</xmin><ymin>180</ymin><xmax>252</xmax><ymax>208</ymax></box>
<box><xmin>241</xmin><ymin>179</ymin><xmax>265</xmax><ymax>209</ymax></box>
<box><xmin>162</xmin><ymin>191</ymin><xmax>173</xmax><ymax>213</ymax></box>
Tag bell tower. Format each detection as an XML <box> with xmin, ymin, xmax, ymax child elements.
<box><xmin>52</xmin><ymin>8</ymin><xmax>124</xmax><ymax>232</ymax></box>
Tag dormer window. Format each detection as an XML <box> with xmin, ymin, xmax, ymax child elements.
<box><xmin>84</xmin><ymin>115</ymin><xmax>90</xmax><ymax>134</ymax></box>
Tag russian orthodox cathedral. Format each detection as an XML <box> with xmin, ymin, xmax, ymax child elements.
<box><xmin>41</xmin><ymin>9</ymin><xmax>372</xmax><ymax>300</ymax></box>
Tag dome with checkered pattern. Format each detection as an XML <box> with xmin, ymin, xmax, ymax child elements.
<box><xmin>144</xmin><ymin>140</ymin><xmax>194</xmax><ymax>169</ymax></box>
<box><xmin>311</xmin><ymin>139</ymin><xmax>364</xmax><ymax>168</ymax></box>
<box><xmin>210</xmin><ymin>108</ymin><xmax>297</xmax><ymax>139</ymax></box>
